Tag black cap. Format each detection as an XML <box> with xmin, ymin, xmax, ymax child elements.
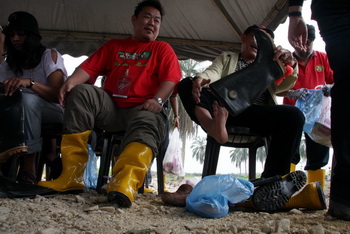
<box><xmin>307</xmin><ymin>24</ymin><xmax>316</xmax><ymax>41</ymax></box>
<box><xmin>2</xmin><ymin>11</ymin><xmax>41</xmax><ymax>39</ymax></box>
<box><xmin>244</xmin><ymin>24</ymin><xmax>274</xmax><ymax>39</ymax></box>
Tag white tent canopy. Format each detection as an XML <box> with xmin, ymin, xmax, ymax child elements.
<box><xmin>1</xmin><ymin>0</ymin><xmax>288</xmax><ymax>61</ymax></box>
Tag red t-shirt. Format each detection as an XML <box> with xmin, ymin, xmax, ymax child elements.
<box><xmin>283</xmin><ymin>51</ymin><xmax>334</xmax><ymax>105</ymax></box>
<box><xmin>80</xmin><ymin>37</ymin><xmax>181</xmax><ymax>108</ymax></box>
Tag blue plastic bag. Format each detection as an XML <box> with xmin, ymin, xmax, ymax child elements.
<box><xmin>295</xmin><ymin>89</ymin><xmax>324</xmax><ymax>134</ymax></box>
<box><xmin>83</xmin><ymin>144</ymin><xmax>98</xmax><ymax>189</ymax></box>
<box><xmin>186</xmin><ymin>175</ymin><xmax>254</xmax><ymax>218</ymax></box>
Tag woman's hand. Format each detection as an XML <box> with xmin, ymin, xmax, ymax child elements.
<box><xmin>2</xmin><ymin>77</ymin><xmax>31</xmax><ymax>96</ymax></box>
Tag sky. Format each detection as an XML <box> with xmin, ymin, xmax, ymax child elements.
<box><xmin>62</xmin><ymin>2</ymin><xmax>331</xmax><ymax>175</ymax></box>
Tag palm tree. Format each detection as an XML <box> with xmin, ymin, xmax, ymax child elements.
<box><xmin>256</xmin><ymin>146</ymin><xmax>267</xmax><ymax>169</ymax></box>
<box><xmin>229</xmin><ymin>148</ymin><xmax>249</xmax><ymax>175</ymax></box>
<box><xmin>190</xmin><ymin>136</ymin><xmax>207</xmax><ymax>164</ymax></box>
<box><xmin>179</xmin><ymin>59</ymin><xmax>202</xmax><ymax>77</ymax></box>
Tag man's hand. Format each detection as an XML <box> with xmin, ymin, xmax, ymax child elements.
<box><xmin>59</xmin><ymin>82</ymin><xmax>75</xmax><ymax>107</ymax></box>
<box><xmin>322</xmin><ymin>84</ymin><xmax>333</xmax><ymax>97</ymax></box>
<box><xmin>192</xmin><ymin>77</ymin><xmax>210</xmax><ymax>104</ymax></box>
<box><xmin>137</xmin><ymin>98</ymin><xmax>163</xmax><ymax>113</ymax></box>
<box><xmin>274</xmin><ymin>46</ymin><xmax>295</xmax><ymax>66</ymax></box>
<box><xmin>288</xmin><ymin>16</ymin><xmax>308</xmax><ymax>53</ymax></box>
<box><xmin>288</xmin><ymin>88</ymin><xmax>309</xmax><ymax>100</ymax></box>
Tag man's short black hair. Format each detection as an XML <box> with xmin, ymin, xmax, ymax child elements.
<box><xmin>307</xmin><ymin>24</ymin><xmax>316</xmax><ymax>41</ymax></box>
<box><xmin>134</xmin><ymin>0</ymin><xmax>164</xmax><ymax>18</ymax></box>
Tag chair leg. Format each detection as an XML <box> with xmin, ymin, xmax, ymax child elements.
<box><xmin>202</xmin><ymin>136</ymin><xmax>221</xmax><ymax>178</ymax></box>
<box><xmin>96</xmin><ymin>136</ymin><xmax>114</xmax><ymax>193</ymax></box>
<box><xmin>248</xmin><ymin>147</ymin><xmax>257</xmax><ymax>180</ymax></box>
<box><xmin>157</xmin><ymin>146</ymin><xmax>164</xmax><ymax>195</ymax></box>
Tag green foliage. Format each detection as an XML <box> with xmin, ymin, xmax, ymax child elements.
<box><xmin>190</xmin><ymin>136</ymin><xmax>207</xmax><ymax>164</ymax></box>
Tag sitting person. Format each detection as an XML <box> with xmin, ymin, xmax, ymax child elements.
<box><xmin>38</xmin><ymin>0</ymin><xmax>182</xmax><ymax>208</ymax></box>
<box><xmin>0</xmin><ymin>11</ymin><xmax>67</xmax><ymax>184</ymax></box>
<box><xmin>178</xmin><ymin>25</ymin><xmax>304</xmax><ymax>180</ymax></box>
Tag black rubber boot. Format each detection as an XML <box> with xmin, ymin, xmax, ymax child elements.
<box><xmin>0</xmin><ymin>86</ymin><xmax>28</xmax><ymax>163</ymax></box>
<box><xmin>209</xmin><ymin>30</ymin><xmax>285</xmax><ymax>116</ymax></box>
<box><xmin>252</xmin><ymin>170</ymin><xmax>307</xmax><ymax>212</ymax></box>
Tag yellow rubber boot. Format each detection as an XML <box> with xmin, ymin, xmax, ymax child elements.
<box><xmin>290</xmin><ymin>163</ymin><xmax>297</xmax><ymax>172</ymax></box>
<box><xmin>281</xmin><ymin>182</ymin><xmax>326</xmax><ymax>210</ymax></box>
<box><xmin>307</xmin><ymin>169</ymin><xmax>326</xmax><ymax>190</ymax></box>
<box><xmin>38</xmin><ymin>130</ymin><xmax>91</xmax><ymax>192</ymax></box>
<box><xmin>143</xmin><ymin>188</ymin><xmax>153</xmax><ymax>193</ymax></box>
<box><xmin>106</xmin><ymin>142</ymin><xmax>153</xmax><ymax>208</ymax></box>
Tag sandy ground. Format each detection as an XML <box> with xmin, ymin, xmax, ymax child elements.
<box><xmin>1</xmin><ymin>176</ymin><xmax>350</xmax><ymax>234</ymax></box>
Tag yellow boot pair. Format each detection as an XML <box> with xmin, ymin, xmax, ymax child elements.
<box><xmin>38</xmin><ymin>131</ymin><xmax>153</xmax><ymax>208</ymax></box>
<box><xmin>106</xmin><ymin>142</ymin><xmax>153</xmax><ymax>208</ymax></box>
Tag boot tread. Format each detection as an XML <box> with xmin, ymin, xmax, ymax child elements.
<box><xmin>252</xmin><ymin>171</ymin><xmax>307</xmax><ymax>211</ymax></box>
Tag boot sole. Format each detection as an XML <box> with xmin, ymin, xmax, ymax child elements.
<box><xmin>250</xmin><ymin>175</ymin><xmax>282</xmax><ymax>187</ymax></box>
<box><xmin>108</xmin><ymin>191</ymin><xmax>132</xmax><ymax>208</ymax></box>
<box><xmin>315</xmin><ymin>182</ymin><xmax>327</xmax><ymax>210</ymax></box>
<box><xmin>0</xmin><ymin>146</ymin><xmax>28</xmax><ymax>163</ymax></box>
<box><xmin>252</xmin><ymin>170</ymin><xmax>307</xmax><ymax>211</ymax></box>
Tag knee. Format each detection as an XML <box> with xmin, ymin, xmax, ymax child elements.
<box><xmin>178</xmin><ymin>77</ymin><xmax>193</xmax><ymax>97</ymax></box>
<box><xmin>286</xmin><ymin>106</ymin><xmax>305</xmax><ymax>129</ymax></box>
<box><xmin>69</xmin><ymin>84</ymin><xmax>92</xmax><ymax>97</ymax></box>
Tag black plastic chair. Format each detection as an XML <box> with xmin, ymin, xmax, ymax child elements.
<box><xmin>202</xmin><ymin>126</ymin><xmax>270</xmax><ymax>180</ymax></box>
<box><xmin>96</xmin><ymin>131</ymin><xmax>165</xmax><ymax>195</ymax></box>
<box><xmin>37</xmin><ymin>123</ymin><xmax>63</xmax><ymax>181</ymax></box>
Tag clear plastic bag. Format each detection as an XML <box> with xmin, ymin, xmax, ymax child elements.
<box><xmin>308</xmin><ymin>95</ymin><xmax>332</xmax><ymax>147</ymax></box>
<box><xmin>83</xmin><ymin>144</ymin><xmax>98</xmax><ymax>189</ymax></box>
<box><xmin>295</xmin><ymin>89</ymin><xmax>324</xmax><ymax>134</ymax></box>
<box><xmin>163</xmin><ymin>128</ymin><xmax>184</xmax><ymax>176</ymax></box>
<box><xmin>186</xmin><ymin>175</ymin><xmax>254</xmax><ymax>218</ymax></box>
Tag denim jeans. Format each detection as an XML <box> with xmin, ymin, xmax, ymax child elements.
<box><xmin>22</xmin><ymin>93</ymin><xmax>63</xmax><ymax>153</ymax></box>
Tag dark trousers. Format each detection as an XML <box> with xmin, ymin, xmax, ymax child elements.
<box><xmin>292</xmin><ymin>133</ymin><xmax>330</xmax><ymax>170</ymax></box>
<box><xmin>178</xmin><ymin>78</ymin><xmax>305</xmax><ymax>178</ymax></box>
<box><xmin>312</xmin><ymin>0</ymin><xmax>350</xmax><ymax>206</ymax></box>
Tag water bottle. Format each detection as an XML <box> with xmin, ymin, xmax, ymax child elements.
<box><xmin>83</xmin><ymin>144</ymin><xmax>98</xmax><ymax>189</ymax></box>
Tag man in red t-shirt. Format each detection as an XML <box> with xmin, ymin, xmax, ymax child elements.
<box><xmin>38</xmin><ymin>0</ymin><xmax>182</xmax><ymax>208</ymax></box>
<box><xmin>280</xmin><ymin>24</ymin><xmax>333</xmax><ymax>189</ymax></box>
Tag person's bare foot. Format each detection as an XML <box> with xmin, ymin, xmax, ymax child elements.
<box><xmin>208</xmin><ymin>101</ymin><xmax>229</xmax><ymax>144</ymax></box>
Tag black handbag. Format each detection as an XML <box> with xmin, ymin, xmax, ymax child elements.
<box><xmin>209</xmin><ymin>30</ymin><xmax>285</xmax><ymax>116</ymax></box>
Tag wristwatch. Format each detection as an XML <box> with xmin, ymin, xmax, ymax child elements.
<box><xmin>27</xmin><ymin>79</ymin><xmax>35</xmax><ymax>89</ymax></box>
<box><xmin>154</xmin><ymin>97</ymin><xmax>164</xmax><ymax>107</ymax></box>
